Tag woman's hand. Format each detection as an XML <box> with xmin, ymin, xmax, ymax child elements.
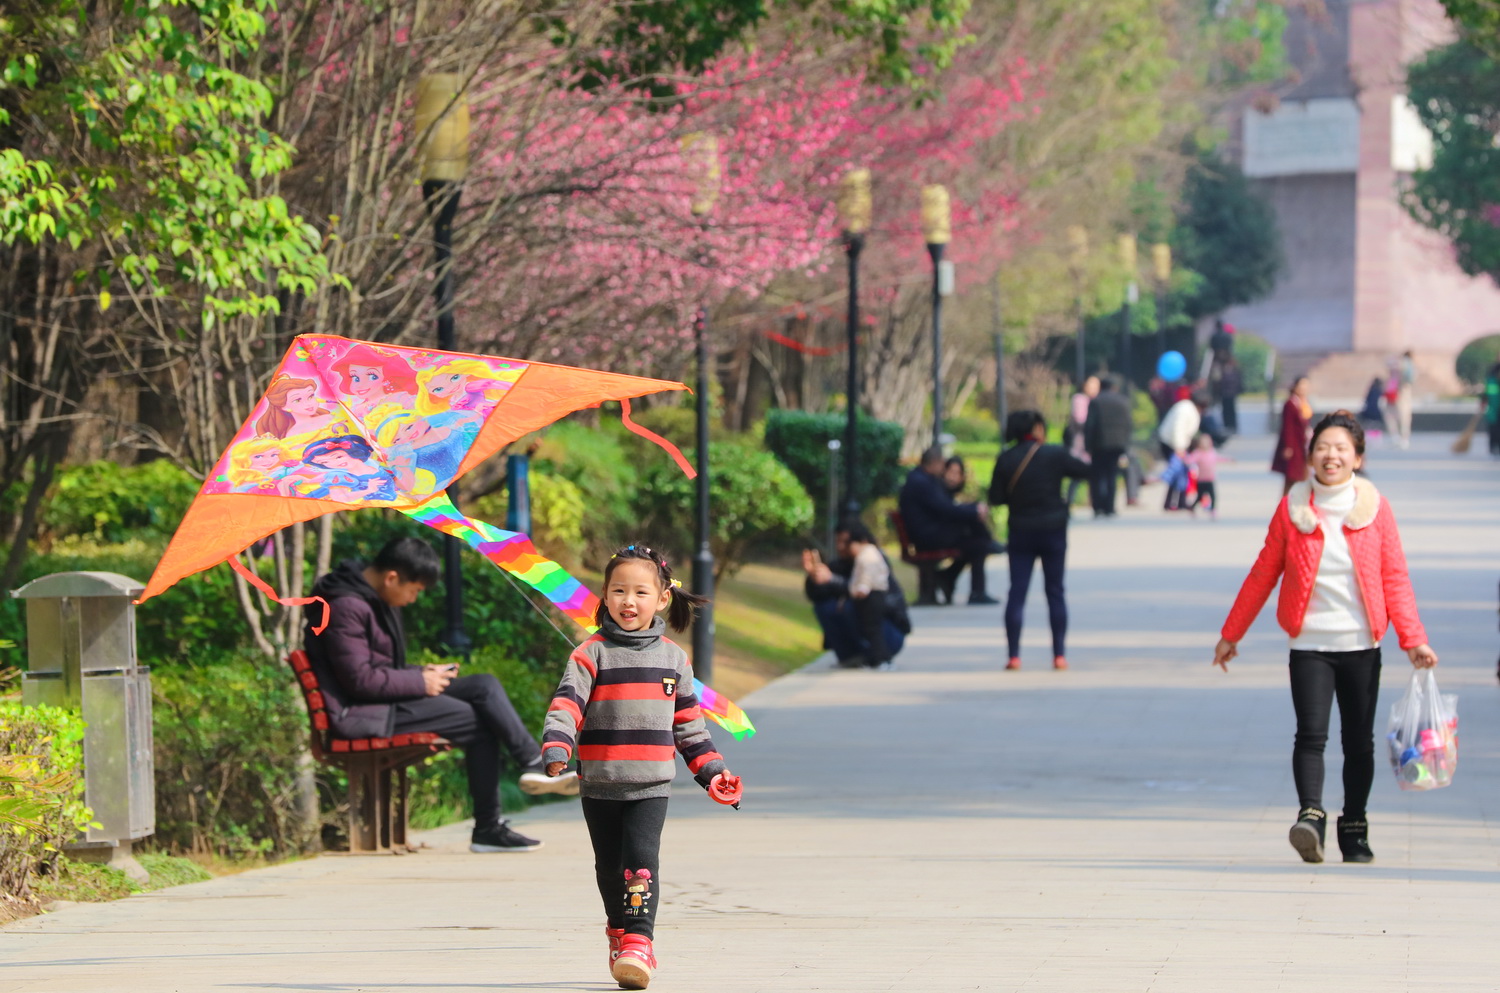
<box><xmin>1407</xmin><ymin>644</ymin><xmax>1438</xmax><ymax>669</ymax></box>
<box><xmin>545</xmin><ymin>761</ymin><xmax>567</xmax><ymax>777</ymax></box>
<box><xmin>1213</xmin><ymin>638</ymin><xmax>1238</xmax><ymax>671</ymax></box>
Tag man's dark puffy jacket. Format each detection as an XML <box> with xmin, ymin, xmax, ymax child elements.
<box><xmin>1085</xmin><ymin>389</ymin><xmax>1135</xmax><ymax>454</ymax></box>
<box><xmin>303</xmin><ymin>560</ymin><xmax>426</xmax><ymax>739</ymax></box>
<box><xmin>898</xmin><ymin>467</ymin><xmax>982</xmax><ymax>550</ymax></box>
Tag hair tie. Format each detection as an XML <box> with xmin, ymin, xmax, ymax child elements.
<box><xmin>671</xmin><ymin>578</ymin><xmax>682</xmax><ymax>589</ymax></box>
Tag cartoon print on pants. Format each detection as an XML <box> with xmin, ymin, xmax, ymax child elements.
<box><xmin>623</xmin><ymin>868</ymin><xmax>653</xmax><ymax>916</ymax></box>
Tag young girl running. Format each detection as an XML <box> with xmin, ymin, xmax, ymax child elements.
<box><xmin>541</xmin><ymin>544</ymin><xmax>739</xmax><ymax>990</ymax></box>
<box><xmin>1214</xmin><ymin>411</ymin><xmax>1437</xmax><ymax>864</ymax></box>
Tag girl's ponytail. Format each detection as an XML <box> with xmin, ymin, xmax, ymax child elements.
<box><xmin>595</xmin><ymin>543</ymin><xmax>710</xmax><ymax>633</ymax></box>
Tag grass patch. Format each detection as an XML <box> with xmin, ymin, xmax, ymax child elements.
<box><xmin>712</xmin><ymin>561</ymin><xmax>823</xmax><ymax>697</ymax></box>
<box><xmin>32</xmin><ymin>853</ymin><xmax>213</xmax><ymax>904</ymax></box>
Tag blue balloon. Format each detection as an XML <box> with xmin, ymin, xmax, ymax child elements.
<box><xmin>1157</xmin><ymin>350</ymin><xmax>1187</xmax><ymax>381</ymax></box>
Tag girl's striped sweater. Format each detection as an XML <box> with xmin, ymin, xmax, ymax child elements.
<box><xmin>541</xmin><ymin>614</ymin><xmax>726</xmax><ymax>801</ymax></box>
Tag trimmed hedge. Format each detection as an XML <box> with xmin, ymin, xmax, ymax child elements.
<box><xmin>0</xmin><ymin>701</ymin><xmax>90</xmax><ymax>908</ymax></box>
<box><xmin>763</xmin><ymin>409</ymin><xmax>905</xmax><ymax>510</ymax></box>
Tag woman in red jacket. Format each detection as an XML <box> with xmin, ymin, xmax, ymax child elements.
<box><xmin>1214</xmin><ymin>411</ymin><xmax>1437</xmax><ymax>864</ymax></box>
<box><xmin>1271</xmin><ymin>375</ymin><xmax>1313</xmax><ymax>495</ymax></box>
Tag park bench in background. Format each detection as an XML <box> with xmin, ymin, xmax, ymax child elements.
<box><xmin>887</xmin><ymin>510</ymin><xmax>958</xmax><ymax>606</ymax></box>
<box><xmin>286</xmin><ymin>650</ymin><xmax>450</xmax><ymax>854</ymax></box>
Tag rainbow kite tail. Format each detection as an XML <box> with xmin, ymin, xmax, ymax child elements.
<box><xmin>692</xmin><ymin>677</ymin><xmax>756</xmax><ymax>741</ymax></box>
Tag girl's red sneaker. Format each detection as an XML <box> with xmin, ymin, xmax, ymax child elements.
<box><xmin>612</xmin><ymin>933</ymin><xmax>657</xmax><ymax>990</ymax></box>
<box><xmin>1005</xmin><ymin>657</ymin><xmax>1022</xmax><ymax>670</ymax></box>
<box><xmin>605</xmin><ymin>925</ymin><xmax>625</xmax><ymax>969</ymax></box>
<box><xmin>1053</xmin><ymin>656</ymin><xmax>1068</xmax><ymax>670</ymax></box>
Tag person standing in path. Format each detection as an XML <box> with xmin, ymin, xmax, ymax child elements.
<box><xmin>1084</xmin><ymin>375</ymin><xmax>1134</xmax><ymax>517</ymax></box>
<box><xmin>304</xmin><ymin>537</ymin><xmax>578</xmax><ymax>855</ymax></box>
<box><xmin>1216</xmin><ymin>355</ymin><xmax>1243</xmax><ymax>436</ymax></box>
<box><xmin>1065</xmin><ymin>376</ymin><xmax>1099</xmax><ymax>509</ymax></box>
<box><xmin>989</xmin><ymin>410</ymin><xmax>1091</xmax><ymax>671</ymax></box>
<box><xmin>899</xmin><ymin>446</ymin><xmax>998</xmax><ymax>605</ymax></box>
<box><xmin>541</xmin><ymin>544</ymin><xmax>737</xmax><ymax>991</ymax></box>
<box><xmin>1394</xmin><ymin>351</ymin><xmax>1416</xmax><ymax>449</ymax></box>
<box><xmin>1213</xmin><ymin>412</ymin><xmax>1437</xmax><ymax>865</ymax></box>
<box><xmin>1482</xmin><ymin>362</ymin><xmax>1500</xmax><ymax>456</ymax></box>
<box><xmin>1272</xmin><ymin>376</ymin><xmax>1313</xmax><ymax>496</ymax></box>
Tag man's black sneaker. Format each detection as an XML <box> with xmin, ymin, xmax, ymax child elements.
<box><xmin>470</xmin><ymin>822</ymin><xmax>543</xmax><ymax>853</ymax></box>
<box><xmin>1336</xmin><ymin>816</ymin><xmax>1374</xmax><ymax>863</ymax></box>
<box><xmin>1288</xmin><ymin>806</ymin><xmax>1327</xmax><ymax>863</ymax></box>
<box><xmin>518</xmin><ymin>765</ymin><xmax>580</xmax><ymax>796</ymax></box>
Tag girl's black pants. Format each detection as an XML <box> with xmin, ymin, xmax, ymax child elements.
<box><xmin>1288</xmin><ymin>648</ymin><xmax>1382</xmax><ymax>819</ymax></box>
<box><xmin>582</xmin><ymin>796</ymin><xmax>669</xmax><ymax>938</ymax></box>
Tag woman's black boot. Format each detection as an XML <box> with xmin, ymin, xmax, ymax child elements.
<box><xmin>1288</xmin><ymin>806</ymin><xmax>1326</xmax><ymax>863</ymax></box>
<box><xmin>1337</xmin><ymin>816</ymin><xmax>1374</xmax><ymax>863</ymax></box>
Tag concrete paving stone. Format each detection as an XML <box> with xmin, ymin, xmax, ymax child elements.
<box><xmin>3</xmin><ymin>432</ymin><xmax>1499</xmax><ymax>991</ymax></box>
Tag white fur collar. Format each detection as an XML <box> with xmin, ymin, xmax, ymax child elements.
<box><xmin>1286</xmin><ymin>478</ymin><xmax>1380</xmax><ymax>534</ymax></box>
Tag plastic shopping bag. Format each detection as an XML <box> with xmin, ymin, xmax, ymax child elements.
<box><xmin>1386</xmin><ymin>669</ymin><xmax>1458</xmax><ymax>791</ymax></box>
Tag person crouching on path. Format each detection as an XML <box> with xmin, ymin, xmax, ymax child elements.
<box><xmin>541</xmin><ymin>544</ymin><xmax>739</xmax><ymax>990</ymax></box>
<box><xmin>1213</xmin><ymin>411</ymin><xmax>1437</xmax><ymax>865</ymax></box>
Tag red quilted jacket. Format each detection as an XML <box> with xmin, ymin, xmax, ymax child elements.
<box><xmin>1221</xmin><ymin>479</ymin><xmax>1428</xmax><ymax>650</ymax></box>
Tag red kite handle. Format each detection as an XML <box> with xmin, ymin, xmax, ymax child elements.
<box><xmin>228</xmin><ymin>555</ymin><xmax>331</xmax><ymax>634</ymax></box>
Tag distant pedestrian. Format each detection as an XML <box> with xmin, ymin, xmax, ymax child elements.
<box><xmin>1482</xmin><ymin>362</ymin><xmax>1500</xmax><ymax>456</ymax></box>
<box><xmin>541</xmin><ymin>544</ymin><xmax>737</xmax><ymax>990</ymax></box>
<box><xmin>1214</xmin><ymin>411</ymin><xmax>1437</xmax><ymax>865</ymax></box>
<box><xmin>1158</xmin><ymin>389</ymin><xmax>1209</xmax><ymax>510</ymax></box>
<box><xmin>989</xmin><ymin>410</ymin><xmax>1090</xmax><ymax>671</ymax></box>
<box><xmin>1184</xmin><ymin>433</ymin><xmax>1229</xmax><ymax>518</ymax></box>
<box><xmin>802</xmin><ymin>523</ymin><xmax>909</xmax><ymax>668</ymax></box>
<box><xmin>1272</xmin><ymin>376</ymin><xmax>1313</xmax><ymax>496</ymax></box>
<box><xmin>1065</xmin><ymin>376</ymin><xmax>1099</xmax><ymax>508</ymax></box>
<box><xmin>1358</xmin><ymin>377</ymin><xmax>1386</xmax><ymax>444</ymax></box>
<box><xmin>1084</xmin><ymin>375</ymin><xmax>1134</xmax><ymax>517</ymax></box>
<box><xmin>1393</xmin><ymin>351</ymin><xmax>1416</xmax><ymax>448</ymax></box>
<box><xmin>1216</xmin><ymin>355</ymin><xmax>1243</xmax><ymax>435</ymax></box>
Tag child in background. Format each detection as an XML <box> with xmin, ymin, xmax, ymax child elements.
<box><xmin>541</xmin><ymin>545</ymin><xmax>740</xmax><ymax>990</ymax></box>
<box><xmin>1185</xmin><ymin>433</ymin><xmax>1230</xmax><ymax>518</ymax></box>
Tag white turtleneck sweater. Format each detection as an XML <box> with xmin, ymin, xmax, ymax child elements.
<box><xmin>1290</xmin><ymin>477</ymin><xmax>1375</xmax><ymax>652</ymax></box>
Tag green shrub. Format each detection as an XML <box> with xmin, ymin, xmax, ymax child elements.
<box><xmin>531</xmin><ymin>420</ymin><xmax>640</xmax><ymax>560</ymax></box>
<box><xmin>40</xmin><ymin>460</ymin><xmax>199</xmax><ymax>544</ymax></box>
<box><xmin>0</xmin><ymin>702</ymin><xmax>91</xmax><ymax>906</ymax></box>
<box><xmin>1457</xmin><ymin>334</ymin><xmax>1500</xmax><ymax>388</ymax></box>
<box><xmin>633</xmin><ymin>437</ymin><xmax>813</xmax><ymax>578</ymax></box>
<box><xmin>944</xmin><ymin>414</ymin><xmax>999</xmax><ymax>444</ymax></box>
<box><xmin>150</xmin><ymin>654</ymin><xmax>312</xmax><ymax>858</ymax></box>
<box><xmin>763</xmin><ymin>410</ymin><xmax>905</xmax><ymax>510</ymax></box>
<box><xmin>32</xmin><ymin>852</ymin><xmax>212</xmax><ymax>903</ymax></box>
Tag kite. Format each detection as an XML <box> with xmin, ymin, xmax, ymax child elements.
<box><xmin>136</xmin><ymin>334</ymin><xmax>755</xmax><ymax>738</ymax></box>
<box><xmin>693</xmin><ymin>679</ymin><xmax>756</xmax><ymax>740</ymax></box>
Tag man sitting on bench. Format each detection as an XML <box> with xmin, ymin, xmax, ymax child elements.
<box><xmin>304</xmin><ymin>536</ymin><xmax>577</xmax><ymax>853</ymax></box>
<box><xmin>897</xmin><ymin>446</ymin><xmax>999</xmax><ymax>605</ymax></box>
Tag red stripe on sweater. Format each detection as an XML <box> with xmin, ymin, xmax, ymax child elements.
<box><xmin>686</xmin><ymin>751</ymin><xmax>724</xmax><ymax>773</ymax></box>
<box><xmin>548</xmin><ymin>697</ymin><xmax>583</xmax><ymax>724</ymax></box>
<box><xmin>673</xmin><ymin>706</ymin><xmax>702</xmax><ymax>725</ymax></box>
<box><xmin>570</xmin><ymin>647</ymin><xmax>597</xmax><ymax>679</ymax></box>
<box><xmin>578</xmin><ymin>744</ymin><xmax>677</xmax><ymax>762</ymax></box>
<box><xmin>591</xmin><ymin>683</ymin><xmax>672</xmax><ymax>702</ymax></box>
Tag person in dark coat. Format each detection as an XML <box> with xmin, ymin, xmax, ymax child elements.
<box><xmin>304</xmin><ymin>537</ymin><xmax>577</xmax><ymax>853</ymax></box>
<box><xmin>898</xmin><ymin>446</ymin><xmax>998</xmax><ymax>605</ymax></box>
<box><xmin>989</xmin><ymin>410</ymin><xmax>1091</xmax><ymax>671</ymax></box>
<box><xmin>1083</xmin><ymin>375</ymin><xmax>1134</xmax><ymax>517</ymax></box>
<box><xmin>801</xmin><ymin>521</ymin><xmax>910</xmax><ymax>667</ymax></box>
<box><xmin>1216</xmin><ymin>355</ymin><xmax>1244</xmax><ymax>435</ymax></box>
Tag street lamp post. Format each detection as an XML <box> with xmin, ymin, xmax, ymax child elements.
<box><xmin>1151</xmin><ymin>242</ymin><xmax>1172</xmax><ymax>367</ymax></box>
<box><xmin>921</xmin><ymin>185</ymin><xmax>952</xmax><ymax>449</ymax></box>
<box><xmin>416</xmin><ymin>73</ymin><xmax>472</xmax><ymax>659</ymax></box>
<box><xmin>1118</xmin><ymin>234</ymin><xmax>1137</xmax><ymax>389</ymax></box>
<box><xmin>837</xmin><ymin>169</ymin><xmax>871</xmax><ymax>517</ymax></box>
<box><xmin>992</xmin><ymin>275</ymin><xmax>1007</xmax><ymax>429</ymax></box>
<box><xmin>1067</xmin><ymin>226</ymin><xmax>1089</xmax><ymax>387</ymax></box>
<box><xmin>683</xmin><ymin>133</ymin><xmax>721</xmax><ymax>684</ymax></box>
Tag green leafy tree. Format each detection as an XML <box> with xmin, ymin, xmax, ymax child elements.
<box><xmin>1171</xmin><ymin>151</ymin><xmax>1282</xmax><ymax>319</ymax></box>
<box><xmin>1440</xmin><ymin>0</ymin><xmax>1500</xmax><ymax>56</ymax></box>
<box><xmin>1403</xmin><ymin>40</ymin><xmax>1500</xmax><ymax>281</ymax></box>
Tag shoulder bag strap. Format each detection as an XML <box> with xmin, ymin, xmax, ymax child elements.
<box><xmin>1008</xmin><ymin>441</ymin><xmax>1041</xmax><ymax>493</ymax></box>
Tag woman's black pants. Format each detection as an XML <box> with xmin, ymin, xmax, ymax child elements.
<box><xmin>1288</xmin><ymin>648</ymin><xmax>1382</xmax><ymax>819</ymax></box>
<box><xmin>1004</xmin><ymin>527</ymin><xmax>1068</xmax><ymax>658</ymax></box>
<box><xmin>582</xmin><ymin>796</ymin><xmax>669</xmax><ymax>938</ymax></box>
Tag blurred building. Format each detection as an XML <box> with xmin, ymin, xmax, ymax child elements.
<box><xmin>1223</xmin><ymin>0</ymin><xmax>1500</xmax><ymax>396</ymax></box>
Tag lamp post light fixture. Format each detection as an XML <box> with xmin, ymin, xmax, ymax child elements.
<box><xmin>683</xmin><ymin>132</ymin><xmax>721</xmax><ymax>684</ymax></box>
<box><xmin>920</xmin><ymin>185</ymin><xmax>952</xmax><ymax>449</ymax></box>
<box><xmin>1118</xmin><ymin>234</ymin><xmax>1138</xmax><ymax>390</ymax></box>
<box><xmin>1151</xmin><ymin>241</ymin><xmax>1172</xmax><ymax>364</ymax></box>
<box><xmin>415</xmin><ymin>72</ymin><xmax>472</xmax><ymax>659</ymax></box>
<box><xmin>836</xmin><ymin>168</ymin><xmax>871</xmax><ymax>517</ymax></box>
<box><xmin>1067</xmin><ymin>225</ymin><xmax>1089</xmax><ymax>387</ymax></box>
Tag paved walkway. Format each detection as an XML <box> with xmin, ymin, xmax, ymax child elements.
<box><xmin>5</xmin><ymin>433</ymin><xmax>1500</xmax><ymax>992</ymax></box>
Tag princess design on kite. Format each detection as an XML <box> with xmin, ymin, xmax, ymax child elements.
<box><xmin>254</xmin><ymin>377</ymin><xmax>346</xmax><ymax>439</ymax></box>
<box><xmin>415</xmin><ymin>358</ymin><xmax>515</xmax><ymax>416</ymax></box>
<box><xmin>299</xmin><ymin>435</ymin><xmax>398</xmax><ymax>502</ymax></box>
<box><xmin>369</xmin><ymin>403</ymin><xmax>482</xmax><ymax>496</ymax></box>
<box><xmin>329</xmin><ymin>343</ymin><xmax>419</xmax><ymax>420</ymax></box>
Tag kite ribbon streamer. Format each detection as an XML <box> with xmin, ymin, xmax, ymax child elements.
<box><xmin>693</xmin><ymin>677</ymin><xmax>756</xmax><ymax>740</ymax></box>
<box><xmin>401</xmin><ymin>493</ymin><xmax>756</xmax><ymax>739</ymax></box>
<box><xmin>763</xmin><ymin>328</ymin><xmax>845</xmax><ymax>356</ymax></box>
<box><xmin>227</xmin><ymin>555</ymin><xmax>330</xmax><ymax>634</ymax></box>
<box><xmin>620</xmin><ymin>397</ymin><xmax>696</xmax><ymax>478</ymax></box>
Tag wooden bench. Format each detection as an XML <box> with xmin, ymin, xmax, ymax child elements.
<box><xmin>287</xmin><ymin>650</ymin><xmax>451</xmax><ymax>854</ymax></box>
<box><xmin>887</xmin><ymin>510</ymin><xmax>959</xmax><ymax>606</ymax></box>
